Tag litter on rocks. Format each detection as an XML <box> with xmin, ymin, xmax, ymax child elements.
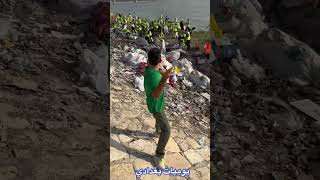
<box><xmin>134</xmin><ymin>76</ymin><xmax>144</xmax><ymax>92</ymax></box>
<box><xmin>124</xmin><ymin>52</ymin><xmax>147</xmax><ymax>66</ymax></box>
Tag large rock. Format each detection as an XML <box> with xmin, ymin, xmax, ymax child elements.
<box><xmin>259</xmin><ymin>0</ymin><xmax>320</xmax><ymax>53</ymax></box>
<box><xmin>164</xmin><ymin>153</ymin><xmax>191</xmax><ymax>169</ymax></box>
<box><xmin>128</xmin><ymin>139</ymin><xmax>156</xmax><ymax>155</ymax></box>
<box><xmin>80</xmin><ymin>44</ymin><xmax>109</xmax><ymax>95</ymax></box>
<box><xmin>253</xmin><ymin>28</ymin><xmax>320</xmax><ymax>86</ymax></box>
<box><xmin>184</xmin><ymin>150</ymin><xmax>205</xmax><ymax>165</ymax></box>
<box><xmin>215</xmin><ymin>0</ymin><xmax>267</xmax><ymax>38</ymax></box>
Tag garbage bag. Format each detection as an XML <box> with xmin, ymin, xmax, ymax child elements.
<box><xmin>124</xmin><ymin>52</ymin><xmax>147</xmax><ymax>66</ymax></box>
<box><xmin>134</xmin><ymin>76</ymin><xmax>144</xmax><ymax>91</ymax></box>
<box><xmin>134</xmin><ymin>49</ymin><xmax>148</xmax><ymax>57</ymax></box>
<box><xmin>182</xmin><ymin>78</ymin><xmax>193</xmax><ymax>87</ymax></box>
<box><xmin>172</xmin><ymin>58</ymin><xmax>194</xmax><ymax>75</ymax></box>
<box><xmin>166</xmin><ymin>50</ymin><xmax>180</xmax><ymax>62</ymax></box>
<box><xmin>188</xmin><ymin>70</ymin><xmax>210</xmax><ymax>89</ymax></box>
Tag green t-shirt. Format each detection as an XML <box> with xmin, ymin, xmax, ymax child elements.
<box><xmin>144</xmin><ymin>68</ymin><xmax>165</xmax><ymax>113</ymax></box>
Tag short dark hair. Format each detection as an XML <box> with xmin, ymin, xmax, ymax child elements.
<box><xmin>148</xmin><ymin>48</ymin><xmax>161</xmax><ymax>66</ymax></box>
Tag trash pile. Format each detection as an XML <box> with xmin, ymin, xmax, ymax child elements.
<box><xmin>211</xmin><ymin>0</ymin><xmax>320</xmax><ymax>179</ymax></box>
<box><xmin>117</xmin><ymin>42</ymin><xmax>210</xmax><ymax>92</ymax></box>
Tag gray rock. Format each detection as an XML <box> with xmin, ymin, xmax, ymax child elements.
<box><xmin>73</xmin><ymin>41</ymin><xmax>82</xmax><ymax>51</ymax></box>
<box><xmin>79</xmin><ymin>45</ymin><xmax>109</xmax><ymax>95</ymax></box>
<box><xmin>253</xmin><ymin>28</ymin><xmax>320</xmax><ymax>86</ymax></box>
<box><xmin>51</xmin><ymin>31</ymin><xmax>77</xmax><ymax>40</ymax></box>
<box><xmin>270</xmin><ymin>111</ymin><xmax>303</xmax><ymax>131</ymax></box>
<box><xmin>241</xmin><ymin>154</ymin><xmax>257</xmax><ymax>165</ymax></box>
<box><xmin>230</xmin><ymin>158</ymin><xmax>242</xmax><ymax>169</ymax></box>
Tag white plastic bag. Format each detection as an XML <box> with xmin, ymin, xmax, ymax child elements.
<box><xmin>172</xmin><ymin>58</ymin><xmax>194</xmax><ymax>75</ymax></box>
<box><xmin>134</xmin><ymin>76</ymin><xmax>144</xmax><ymax>91</ymax></box>
<box><xmin>124</xmin><ymin>52</ymin><xmax>147</xmax><ymax>66</ymax></box>
<box><xmin>166</xmin><ymin>50</ymin><xmax>180</xmax><ymax>62</ymax></box>
<box><xmin>188</xmin><ymin>70</ymin><xmax>210</xmax><ymax>89</ymax></box>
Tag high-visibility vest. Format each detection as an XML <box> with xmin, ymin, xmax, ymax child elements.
<box><xmin>186</xmin><ymin>32</ymin><xmax>191</xmax><ymax>40</ymax></box>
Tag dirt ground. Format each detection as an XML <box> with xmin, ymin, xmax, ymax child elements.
<box><xmin>0</xmin><ymin>1</ymin><xmax>109</xmax><ymax>179</ymax></box>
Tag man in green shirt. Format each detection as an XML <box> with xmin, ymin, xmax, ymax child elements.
<box><xmin>144</xmin><ymin>48</ymin><xmax>174</xmax><ymax>169</ymax></box>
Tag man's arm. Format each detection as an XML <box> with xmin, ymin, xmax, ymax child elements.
<box><xmin>151</xmin><ymin>77</ymin><xmax>168</xmax><ymax>99</ymax></box>
<box><xmin>151</xmin><ymin>67</ymin><xmax>173</xmax><ymax>99</ymax></box>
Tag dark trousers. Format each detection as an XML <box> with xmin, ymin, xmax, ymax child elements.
<box><xmin>152</xmin><ymin>111</ymin><xmax>171</xmax><ymax>159</ymax></box>
<box><xmin>186</xmin><ymin>40</ymin><xmax>191</xmax><ymax>50</ymax></box>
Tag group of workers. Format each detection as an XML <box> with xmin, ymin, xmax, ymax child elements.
<box><xmin>112</xmin><ymin>13</ymin><xmax>195</xmax><ymax>50</ymax></box>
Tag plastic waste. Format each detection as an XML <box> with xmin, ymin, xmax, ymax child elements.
<box><xmin>124</xmin><ymin>52</ymin><xmax>147</xmax><ymax>66</ymax></box>
<box><xmin>133</xmin><ymin>48</ymin><xmax>148</xmax><ymax>57</ymax></box>
<box><xmin>182</xmin><ymin>78</ymin><xmax>193</xmax><ymax>87</ymax></box>
<box><xmin>172</xmin><ymin>58</ymin><xmax>194</xmax><ymax>75</ymax></box>
<box><xmin>134</xmin><ymin>76</ymin><xmax>144</xmax><ymax>91</ymax></box>
<box><xmin>188</xmin><ymin>70</ymin><xmax>210</xmax><ymax>89</ymax></box>
<box><xmin>161</xmin><ymin>39</ymin><xmax>166</xmax><ymax>54</ymax></box>
<box><xmin>166</xmin><ymin>50</ymin><xmax>180</xmax><ymax>62</ymax></box>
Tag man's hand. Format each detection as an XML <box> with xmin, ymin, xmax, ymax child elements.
<box><xmin>162</xmin><ymin>67</ymin><xmax>174</xmax><ymax>79</ymax></box>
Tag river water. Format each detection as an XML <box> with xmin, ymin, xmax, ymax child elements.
<box><xmin>111</xmin><ymin>0</ymin><xmax>210</xmax><ymax>30</ymax></box>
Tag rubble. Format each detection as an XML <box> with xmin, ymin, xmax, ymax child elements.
<box><xmin>213</xmin><ymin>1</ymin><xmax>320</xmax><ymax>179</ymax></box>
<box><xmin>0</xmin><ymin>1</ymin><xmax>108</xmax><ymax>179</ymax></box>
<box><xmin>79</xmin><ymin>45</ymin><xmax>109</xmax><ymax>95</ymax></box>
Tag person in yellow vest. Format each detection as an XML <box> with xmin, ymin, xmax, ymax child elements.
<box><xmin>185</xmin><ymin>30</ymin><xmax>191</xmax><ymax>50</ymax></box>
<box><xmin>145</xmin><ymin>30</ymin><xmax>153</xmax><ymax>43</ymax></box>
<box><xmin>178</xmin><ymin>30</ymin><xmax>185</xmax><ymax>47</ymax></box>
